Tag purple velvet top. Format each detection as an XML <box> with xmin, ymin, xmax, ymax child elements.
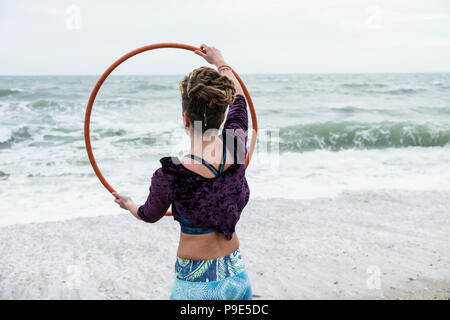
<box><xmin>137</xmin><ymin>94</ymin><xmax>250</xmax><ymax>240</ymax></box>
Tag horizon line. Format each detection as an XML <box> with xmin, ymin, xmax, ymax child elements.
<box><xmin>1</xmin><ymin>71</ymin><xmax>450</xmax><ymax>76</ymax></box>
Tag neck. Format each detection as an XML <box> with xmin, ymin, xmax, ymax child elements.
<box><xmin>189</xmin><ymin>130</ymin><xmax>220</xmax><ymax>157</ymax></box>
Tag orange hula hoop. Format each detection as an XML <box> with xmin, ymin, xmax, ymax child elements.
<box><xmin>84</xmin><ymin>43</ymin><xmax>258</xmax><ymax>216</ymax></box>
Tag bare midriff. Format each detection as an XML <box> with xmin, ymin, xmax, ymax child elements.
<box><xmin>177</xmin><ymin>231</ymin><xmax>239</xmax><ymax>260</ymax></box>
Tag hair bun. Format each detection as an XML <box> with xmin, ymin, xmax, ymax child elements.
<box><xmin>184</xmin><ymin>66</ymin><xmax>235</xmax><ymax>109</ymax></box>
<box><xmin>179</xmin><ymin>66</ymin><xmax>236</xmax><ymax>132</ymax></box>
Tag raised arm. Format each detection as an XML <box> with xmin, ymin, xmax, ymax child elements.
<box><xmin>194</xmin><ymin>43</ymin><xmax>248</xmax><ymax>131</ymax></box>
<box><xmin>194</xmin><ymin>44</ymin><xmax>249</xmax><ymax>165</ymax></box>
<box><xmin>194</xmin><ymin>44</ymin><xmax>244</xmax><ymax>96</ymax></box>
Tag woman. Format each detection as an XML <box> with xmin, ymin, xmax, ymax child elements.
<box><xmin>112</xmin><ymin>44</ymin><xmax>252</xmax><ymax>300</ymax></box>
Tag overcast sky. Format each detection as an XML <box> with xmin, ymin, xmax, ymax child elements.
<box><xmin>1</xmin><ymin>0</ymin><xmax>450</xmax><ymax>74</ymax></box>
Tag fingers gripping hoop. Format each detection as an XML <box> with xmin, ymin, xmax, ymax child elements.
<box><xmin>84</xmin><ymin>43</ymin><xmax>258</xmax><ymax>216</ymax></box>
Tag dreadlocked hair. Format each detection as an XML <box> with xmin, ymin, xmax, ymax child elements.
<box><xmin>179</xmin><ymin>66</ymin><xmax>236</xmax><ymax>132</ymax></box>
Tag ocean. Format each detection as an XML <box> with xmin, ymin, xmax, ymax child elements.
<box><xmin>0</xmin><ymin>73</ymin><xmax>449</xmax><ymax>225</ymax></box>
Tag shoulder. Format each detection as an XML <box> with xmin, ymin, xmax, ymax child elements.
<box><xmin>148</xmin><ymin>157</ymin><xmax>181</xmax><ymax>183</ymax></box>
<box><xmin>147</xmin><ymin>157</ymin><xmax>180</xmax><ymax>192</ymax></box>
<box><xmin>233</xmin><ymin>94</ymin><xmax>247</xmax><ymax>105</ymax></box>
<box><xmin>159</xmin><ymin>156</ymin><xmax>182</xmax><ymax>174</ymax></box>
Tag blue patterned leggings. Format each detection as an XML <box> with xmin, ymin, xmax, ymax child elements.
<box><xmin>170</xmin><ymin>248</ymin><xmax>252</xmax><ymax>300</ymax></box>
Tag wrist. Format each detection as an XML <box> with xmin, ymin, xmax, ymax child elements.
<box><xmin>214</xmin><ymin>60</ymin><xmax>228</xmax><ymax>67</ymax></box>
<box><xmin>125</xmin><ymin>199</ymin><xmax>134</xmax><ymax>210</ymax></box>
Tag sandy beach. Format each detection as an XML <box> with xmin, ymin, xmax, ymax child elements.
<box><xmin>0</xmin><ymin>189</ymin><xmax>449</xmax><ymax>300</ymax></box>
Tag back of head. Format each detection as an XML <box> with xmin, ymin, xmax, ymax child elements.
<box><xmin>179</xmin><ymin>66</ymin><xmax>236</xmax><ymax>132</ymax></box>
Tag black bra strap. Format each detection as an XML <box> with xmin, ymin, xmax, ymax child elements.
<box><xmin>186</xmin><ymin>154</ymin><xmax>219</xmax><ymax>177</ymax></box>
<box><xmin>219</xmin><ymin>136</ymin><xmax>227</xmax><ymax>173</ymax></box>
<box><xmin>185</xmin><ymin>136</ymin><xmax>227</xmax><ymax>176</ymax></box>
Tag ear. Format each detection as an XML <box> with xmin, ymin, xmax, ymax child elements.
<box><xmin>183</xmin><ymin>112</ymin><xmax>191</xmax><ymax>129</ymax></box>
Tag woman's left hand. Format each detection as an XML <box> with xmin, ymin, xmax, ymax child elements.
<box><xmin>112</xmin><ymin>192</ymin><xmax>132</xmax><ymax>210</ymax></box>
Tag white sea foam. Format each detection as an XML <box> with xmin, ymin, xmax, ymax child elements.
<box><xmin>1</xmin><ymin>74</ymin><xmax>450</xmax><ymax>226</ymax></box>
<box><xmin>0</xmin><ymin>127</ymin><xmax>11</xmax><ymax>143</ymax></box>
<box><xmin>248</xmin><ymin>147</ymin><xmax>450</xmax><ymax>200</ymax></box>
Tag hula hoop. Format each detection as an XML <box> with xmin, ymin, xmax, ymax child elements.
<box><xmin>84</xmin><ymin>43</ymin><xmax>258</xmax><ymax>216</ymax></box>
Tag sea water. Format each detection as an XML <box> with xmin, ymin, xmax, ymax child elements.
<box><xmin>0</xmin><ymin>73</ymin><xmax>449</xmax><ymax>225</ymax></box>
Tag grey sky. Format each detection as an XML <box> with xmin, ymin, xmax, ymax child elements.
<box><xmin>1</xmin><ymin>0</ymin><xmax>450</xmax><ymax>74</ymax></box>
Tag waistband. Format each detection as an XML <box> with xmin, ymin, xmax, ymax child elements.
<box><xmin>177</xmin><ymin>216</ymin><xmax>215</xmax><ymax>235</ymax></box>
<box><xmin>175</xmin><ymin>248</ymin><xmax>246</xmax><ymax>282</ymax></box>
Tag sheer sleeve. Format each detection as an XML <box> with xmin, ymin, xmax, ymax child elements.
<box><xmin>137</xmin><ymin>168</ymin><xmax>172</xmax><ymax>223</ymax></box>
<box><xmin>222</xmin><ymin>94</ymin><xmax>249</xmax><ymax>165</ymax></box>
<box><xmin>223</xmin><ymin>94</ymin><xmax>248</xmax><ymax>132</ymax></box>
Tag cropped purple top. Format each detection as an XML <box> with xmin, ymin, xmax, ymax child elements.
<box><xmin>137</xmin><ymin>94</ymin><xmax>250</xmax><ymax>240</ymax></box>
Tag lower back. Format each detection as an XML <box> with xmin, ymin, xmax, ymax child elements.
<box><xmin>177</xmin><ymin>231</ymin><xmax>239</xmax><ymax>260</ymax></box>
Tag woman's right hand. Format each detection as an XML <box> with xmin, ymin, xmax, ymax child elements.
<box><xmin>194</xmin><ymin>44</ymin><xmax>227</xmax><ymax>67</ymax></box>
<box><xmin>195</xmin><ymin>43</ymin><xmax>244</xmax><ymax>96</ymax></box>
